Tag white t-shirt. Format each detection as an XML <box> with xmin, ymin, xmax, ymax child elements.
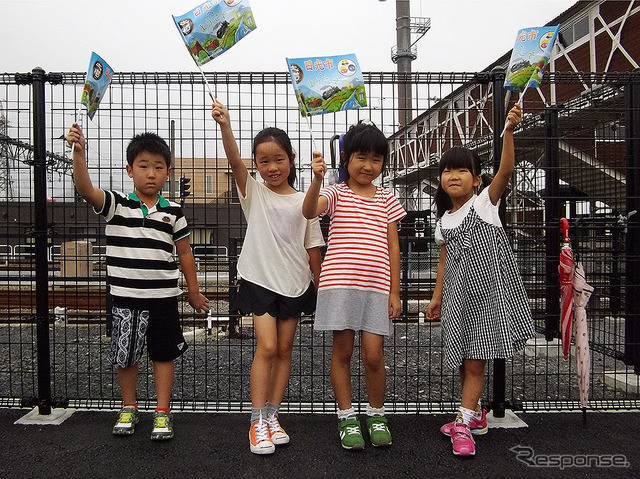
<box><xmin>435</xmin><ymin>188</ymin><xmax>502</xmax><ymax>245</ymax></box>
<box><xmin>237</xmin><ymin>175</ymin><xmax>325</xmax><ymax>297</ymax></box>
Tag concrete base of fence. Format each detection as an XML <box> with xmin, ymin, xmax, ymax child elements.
<box><xmin>524</xmin><ymin>337</ymin><xmax>573</xmax><ymax>359</ymax></box>
<box><xmin>603</xmin><ymin>370</ymin><xmax>640</xmax><ymax>395</ymax></box>
<box><xmin>14</xmin><ymin>407</ymin><xmax>75</xmax><ymax>426</ymax></box>
<box><xmin>487</xmin><ymin>409</ymin><xmax>528</xmax><ymax>429</ymax></box>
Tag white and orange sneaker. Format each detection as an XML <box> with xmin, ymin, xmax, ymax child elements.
<box><xmin>266</xmin><ymin>413</ymin><xmax>290</xmax><ymax>445</ymax></box>
<box><xmin>249</xmin><ymin>417</ymin><xmax>275</xmax><ymax>454</ymax></box>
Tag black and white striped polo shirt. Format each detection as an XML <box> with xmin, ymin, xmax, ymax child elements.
<box><xmin>96</xmin><ymin>190</ymin><xmax>189</xmax><ymax>299</ymax></box>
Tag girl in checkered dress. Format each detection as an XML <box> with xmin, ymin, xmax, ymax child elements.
<box><xmin>426</xmin><ymin>104</ymin><xmax>534</xmax><ymax>457</ymax></box>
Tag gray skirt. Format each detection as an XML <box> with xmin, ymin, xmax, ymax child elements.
<box><xmin>314</xmin><ymin>288</ymin><xmax>391</xmax><ymax>336</ymax></box>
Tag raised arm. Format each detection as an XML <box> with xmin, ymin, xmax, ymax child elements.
<box><xmin>211</xmin><ymin>99</ymin><xmax>249</xmax><ymax>197</ymax></box>
<box><xmin>66</xmin><ymin>123</ymin><xmax>104</xmax><ymax>209</ymax></box>
<box><xmin>488</xmin><ymin>103</ymin><xmax>522</xmax><ymax>205</ymax></box>
<box><xmin>302</xmin><ymin>151</ymin><xmax>328</xmax><ymax>219</ymax></box>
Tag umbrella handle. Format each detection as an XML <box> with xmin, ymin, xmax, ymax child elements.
<box><xmin>559</xmin><ymin>218</ymin><xmax>570</xmax><ymax>244</ymax></box>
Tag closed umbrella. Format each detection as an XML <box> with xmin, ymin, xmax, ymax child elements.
<box><xmin>573</xmin><ymin>262</ymin><xmax>594</xmax><ymax>415</ymax></box>
<box><xmin>559</xmin><ymin>218</ymin><xmax>575</xmax><ymax>360</ymax></box>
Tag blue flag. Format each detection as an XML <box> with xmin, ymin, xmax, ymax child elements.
<box><xmin>286</xmin><ymin>54</ymin><xmax>367</xmax><ymax>117</ymax></box>
<box><xmin>80</xmin><ymin>52</ymin><xmax>113</xmax><ymax>120</ymax></box>
<box><xmin>173</xmin><ymin>0</ymin><xmax>257</xmax><ymax>67</ymax></box>
<box><xmin>504</xmin><ymin>26</ymin><xmax>560</xmax><ymax>92</ymax></box>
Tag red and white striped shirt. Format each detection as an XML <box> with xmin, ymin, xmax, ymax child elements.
<box><xmin>318</xmin><ymin>183</ymin><xmax>406</xmax><ymax>294</ymax></box>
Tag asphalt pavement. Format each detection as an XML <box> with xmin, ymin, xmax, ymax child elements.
<box><xmin>1</xmin><ymin>407</ymin><xmax>639</xmax><ymax>478</ymax></box>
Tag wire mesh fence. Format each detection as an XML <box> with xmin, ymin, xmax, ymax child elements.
<box><xmin>0</xmin><ymin>69</ymin><xmax>638</xmax><ymax>413</ymax></box>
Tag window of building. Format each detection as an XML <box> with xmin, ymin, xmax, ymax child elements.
<box><xmin>560</xmin><ymin>14</ymin><xmax>589</xmax><ymax>46</ymax></box>
<box><xmin>205</xmin><ymin>174</ymin><xmax>213</xmax><ymax>195</ymax></box>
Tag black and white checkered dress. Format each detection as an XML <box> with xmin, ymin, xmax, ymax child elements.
<box><xmin>436</xmin><ymin>189</ymin><xmax>534</xmax><ymax>369</ymax></box>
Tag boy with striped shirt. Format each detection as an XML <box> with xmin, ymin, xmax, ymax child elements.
<box><xmin>67</xmin><ymin>125</ymin><xmax>209</xmax><ymax>440</ymax></box>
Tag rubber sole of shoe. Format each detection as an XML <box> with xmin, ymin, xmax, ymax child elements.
<box><xmin>150</xmin><ymin>432</ymin><xmax>174</xmax><ymax>441</ymax></box>
<box><xmin>341</xmin><ymin>443</ymin><xmax>365</xmax><ymax>450</ymax></box>
<box><xmin>371</xmin><ymin>439</ymin><xmax>392</xmax><ymax>447</ymax></box>
<box><xmin>452</xmin><ymin>449</ymin><xmax>476</xmax><ymax>457</ymax></box>
<box><xmin>442</xmin><ymin>426</ymin><xmax>487</xmax><ymax>437</ymax></box>
<box><xmin>250</xmin><ymin>443</ymin><xmax>275</xmax><ymax>454</ymax></box>
<box><xmin>271</xmin><ymin>433</ymin><xmax>290</xmax><ymax>445</ymax></box>
<box><xmin>112</xmin><ymin>427</ymin><xmax>135</xmax><ymax>436</ymax></box>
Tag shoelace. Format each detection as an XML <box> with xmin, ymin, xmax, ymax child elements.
<box><xmin>118</xmin><ymin>412</ymin><xmax>134</xmax><ymax>424</ymax></box>
<box><xmin>370</xmin><ymin>422</ymin><xmax>388</xmax><ymax>432</ymax></box>
<box><xmin>267</xmin><ymin>416</ymin><xmax>283</xmax><ymax>433</ymax></box>
<box><xmin>154</xmin><ymin>416</ymin><xmax>169</xmax><ymax>429</ymax></box>
<box><xmin>344</xmin><ymin>425</ymin><xmax>361</xmax><ymax>436</ymax></box>
<box><xmin>253</xmin><ymin>419</ymin><xmax>270</xmax><ymax>442</ymax></box>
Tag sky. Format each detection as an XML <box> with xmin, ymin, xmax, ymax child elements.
<box><xmin>1</xmin><ymin>0</ymin><xmax>578</xmax><ymax>74</ymax></box>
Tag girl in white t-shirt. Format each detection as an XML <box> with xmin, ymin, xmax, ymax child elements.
<box><xmin>303</xmin><ymin>121</ymin><xmax>406</xmax><ymax>450</ymax></box>
<box><xmin>426</xmin><ymin>104</ymin><xmax>534</xmax><ymax>457</ymax></box>
<box><xmin>211</xmin><ymin>100</ymin><xmax>324</xmax><ymax>455</ymax></box>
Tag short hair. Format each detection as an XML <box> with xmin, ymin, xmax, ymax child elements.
<box><xmin>126</xmin><ymin>132</ymin><xmax>172</xmax><ymax>168</ymax></box>
<box><xmin>252</xmin><ymin>127</ymin><xmax>297</xmax><ymax>188</ymax></box>
<box><xmin>340</xmin><ymin>121</ymin><xmax>389</xmax><ymax>181</ymax></box>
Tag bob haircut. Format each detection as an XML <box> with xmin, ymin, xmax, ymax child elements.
<box><xmin>252</xmin><ymin>127</ymin><xmax>297</xmax><ymax>188</ymax></box>
<box><xmin>340</xmin><ymin>121</ymin><xmax>389</xmax><ymax>182</ymax></box>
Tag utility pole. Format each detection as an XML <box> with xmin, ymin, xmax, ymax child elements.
<box><xmin>388</xmin><ymin>0</ymin><xmax>431</xmax><ymax>127</ymax></box>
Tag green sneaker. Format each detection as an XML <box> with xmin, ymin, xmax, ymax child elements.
<box><xmin>150</xmin><ymin>411</ymin><xmax>174</xmax><ymax>441</ymax></box>
<box><xmin>112</xmin><ymin>406</ymin><xmax>139</xmax><ymax>436</ymax></box>
<box><xmin>338</xmin><ymin>418</ymin><xmax>365</xmax><ymax>450</ymax></box>
<box><xmin>366</xmin><ymin>416</ymin><xmax>392</xmax><ymax>447</ymax></box>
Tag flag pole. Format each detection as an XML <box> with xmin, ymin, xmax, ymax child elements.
<box><xmin>500</xmin><ymin>85</ymin><xmax>528</xmax><ymax>137</ymax></box>
<box><xmin>197</xmin><ymin>64</ymin><xmax>216</xmax><ymax>101</ymax></box>
<box><xmin>69</xmin><ymin>106</ymin><xmax>84</xmax><ymax>154</ymax></box>
<box><xmin>304</xmin><ymin>115</ymin><xmax>320</xmax><ymax>153</ymax></box>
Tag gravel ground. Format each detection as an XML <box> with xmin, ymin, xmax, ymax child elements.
<box><xmin>1</xmin><ymin>312</ymin><xmax>638</xmax><ymax>412</ymax></box>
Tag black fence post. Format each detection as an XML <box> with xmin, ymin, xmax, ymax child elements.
<box><xmin>490</xmin><ymin>66</ymin><xmax>507</xmax><ymax>418</ymax></box>
<box><xmin>14</xmin><ymin>67</ymin><xmax>61</xmax><ymax>415</ymax></box>
<box><xmin>624</xmin><ymin>70</ymin><xmax>640</xmax><ymax>372</ymax></box>
<box><xmin>228</xmin><ymin>237</ymin><xmax>241</xmax><ymax>339</ymax></box>
<box><xmin>544</xmin><ymin>106</ymin><xmax>560</xmax><ymax>341</ymax></box>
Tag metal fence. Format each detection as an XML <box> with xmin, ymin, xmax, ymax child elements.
<box><xmin>0</xmin><ymin>69</ymin><xmax>639</xmax><ymax>414</ymax></box>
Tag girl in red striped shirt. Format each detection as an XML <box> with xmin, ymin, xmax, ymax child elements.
<box><xmin>303</xmin><ymin>121</ymin><xmax>406</xmax><ymax>450</ymax></box>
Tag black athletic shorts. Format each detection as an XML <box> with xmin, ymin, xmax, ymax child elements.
<box><xmin>109</xmin><ymin>296</ymin><xmax>187</xmax><ymax>368</ymax></box>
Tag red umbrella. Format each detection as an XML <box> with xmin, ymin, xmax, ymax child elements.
<box><xmin>572</xmin><ymin>262</ymin><xmax>594</xmax><ymax>409</ymax></box>
<box><xmin>559</xmin><ymin>218</ymin><xmax>575</xmax><ymax>360</ymax></box>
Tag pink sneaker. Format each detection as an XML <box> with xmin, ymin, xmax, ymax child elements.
<box><xmin>451</xmin><ymin>423</ymin><xmax>476</xmax><ymax>456</ymax></box>
<box><xmin>440</xmin><ymin>409</ymin><xmax>488</xmax><ymax>437</ymax></box>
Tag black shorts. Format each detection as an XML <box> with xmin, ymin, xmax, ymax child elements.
<box><xmin>232</xmin><ymin>280</ymin><xmax>316</xmax><ymax>320</ymax></box>
<box><xmin>109</xmin><ymin>296</ymin><xmax>188</xmax><ymax>368</ymax></box>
